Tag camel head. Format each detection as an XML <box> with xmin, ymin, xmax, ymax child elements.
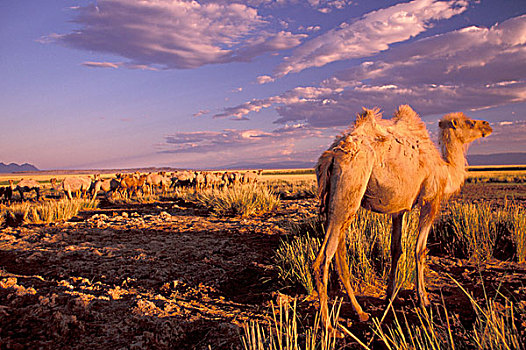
<box><xmin>439</xmin><ymin>112</ymin><xmax>492</xmax><ymax>144</ymax></box>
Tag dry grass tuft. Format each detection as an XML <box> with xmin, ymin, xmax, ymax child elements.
<box><xmin>186</xmin><ymin>184</ymin><xmax>281</xmax><ymax>217</ymax></box>
<box><xmin>1</xmin><ymin>199</ymin><xmax>98</xmax><ymax>226</ymax></box>
<box><xmin>242</xmin><ymin>298</ymin><xmax>345</xmax><ymax>350</ymax></box>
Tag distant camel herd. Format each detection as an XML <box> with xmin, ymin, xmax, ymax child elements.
<box><xmin>0</xmin><ymin>170</ymin><xmax>263</xmax><ymax>203</ymax></box>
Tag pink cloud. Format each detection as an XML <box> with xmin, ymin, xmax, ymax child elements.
<box><xmin>161</xmin><ymin>124</ymin><xmax>324</xmax><ymax>154</ymax></box>
<box><xmin>215</xmin><ymin>15</ymin><xmax>526</xmax><ymax>127</ymax></box>
<box><xmin>81</xmin><ymin>61</ymin><xmax>120</xmax><ymax>69</ymax></box>
<box><xmin>274</xmin><ymin>0</ymin><xmax>468</xmax><ymax>77</ymax></box>
<box><xmin>52</xmin><ymin>0</ymin><xmax>305</xmax><ymax>70</ymax></box>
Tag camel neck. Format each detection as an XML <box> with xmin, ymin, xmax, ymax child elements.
<box><xmin>441</xmin><ymin>135</ymin><xmax>468</xmax><ymax>195</ymax></box>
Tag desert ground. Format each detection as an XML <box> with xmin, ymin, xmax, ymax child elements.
<box><xmin>0</xmin><ymin>172</ymin><xmax>525</xmax><ymax>349</ymax></box>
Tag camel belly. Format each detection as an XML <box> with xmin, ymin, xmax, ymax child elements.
<box><xmin>361</xmin><ymin>165</ymin><xmax>423</xmax><ymax>214</ymax></box>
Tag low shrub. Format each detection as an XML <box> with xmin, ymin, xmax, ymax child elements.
<box><xmin>1</xmin><ymin>198</ymin><xmax>98</xmax><ymax>226</ymax></box>
<box><xmin>432</xmin><ymin>202</ymin><xmax>526</xmax><ymax>263</ymax></box>
<box><xmin>189</xmin><ymin>184</ymin><xmax>281</xmax><ymax>217</ymax></box>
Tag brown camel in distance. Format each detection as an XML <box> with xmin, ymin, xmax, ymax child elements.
<box><xmin>314</xmin><ymin>105</ymin><xmax>492</xmax><ymax>333</ymax></box>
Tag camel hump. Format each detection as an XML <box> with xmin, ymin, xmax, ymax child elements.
<box><xmin>392</xmin><ymin>104</ymin><xmax>429</xmax><ymax>139</ymax></box>
<box><xmin>393</xmin><ymin>105</ymin><xmax>424</xmax><ymax>124</ymax></box>
<box><xmin>355</xmin><ymin>107</ymin><xmax>382</xmax><ymax>127</ymax></box>
<box><xmin>353</xmin><ymin>107</ymin><xmax>391</xmax><ymax>140</ymax></box>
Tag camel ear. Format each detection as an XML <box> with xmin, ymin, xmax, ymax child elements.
<box><xmin>439</xmin><ymin>120</ymin><xmax>457</xmax><ymax>129</ymax></box>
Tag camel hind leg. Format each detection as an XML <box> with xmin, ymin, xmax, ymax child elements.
<box><xmin>313</xmin><ymin>150</ymin><xmax>374</xmax><ymax>330</ymax></box>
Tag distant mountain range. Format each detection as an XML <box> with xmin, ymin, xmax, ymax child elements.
<box><xmin>467</xmin><ymin>153</ymin><xmax>526</xmax><ymax>166</ymax></box>
<box><xmin>222</xmin><ymin>160</ymin><xmax>315</xmax><ymax>170</ymax></box>
<box><xmin>0</xmin><ymin>162</ymin><xmax>40</xmax><ymax>173</ymax></box>
<box><xmin>1</xmin><ymin>153</ymin><xmax>525</xmax><ymax>173</ymax></box>
<box><xmin>225</xmin><ymin>152</ymin><xmax>526</xmax><ymax>170</ymax></box>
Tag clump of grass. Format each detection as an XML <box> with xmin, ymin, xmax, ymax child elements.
<box><xmin>1</xmin><ymin>198</ymin><xmax>98</xmax><ymax>225</ymax></box>
<box><xmin>372</xmin><ymin>274</ymin><xmax>524</xmax><ymax>350</ymax></box>
<box><xmin>266</xmin><ymin>179</ymin><xmax>317</xmax><ymax>199</ymax></box>
<box><xmin>275</xmin><ymin>233</ymin><xmax>321</xmax><ymax>294</ymax></box>
<box><xmin>242</xmin><ymin>298</ymin><xmax>346</xmax><ymax>350</ymax></box>
<box><xmin>274</xmin><ymin>209</ymin><xmax>420</xmax><ymax>294</ymax></box>
<box><xmin>496</xmin><ymin>203</ymin><xmax>526</xmax><ymax>263</ymax></box>
<box><xmin>372</xmin><ymin>303</ymin><xmax>460</xmax><ymax>350</ymax></box>
<box><xmin>190</xmin><ymin>184</ymin><xmax>281</xmax><ymax>217</ymax></box>
<box><xmin>432</xmin><ymin>201</ymin><xmax>526</xmax><ymax>263</ymax></box>
<box><xmin>433</xmin><ymin>202</ymin><xmax>496</xmax><ymax>263</ymax></box>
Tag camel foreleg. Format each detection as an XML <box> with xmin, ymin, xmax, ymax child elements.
<box><xmin>415</xmin><ymin>201</ymin><xmax>440</xmax><ymax>308</ymax></box>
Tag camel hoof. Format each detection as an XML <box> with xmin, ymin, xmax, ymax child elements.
<box><xmin>358</xmin><ymin>312</ymin><xmax>370</xmax><ymax>322</ymax></box>
<box><xmin>325</xmin><ymin>325</ymin><xmax>344</xmax><ymax>338</ymax></box>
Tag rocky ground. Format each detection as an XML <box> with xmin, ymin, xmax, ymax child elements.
<box><xmin>0</xmin><ymin>183</ymin><xmax>525</xmax><ymax>349</ymax></box>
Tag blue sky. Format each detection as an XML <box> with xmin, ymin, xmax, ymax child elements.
<box><xmin>1</xmin><ymin>0</ymin><xmax>525</xmax><ymax>170</ymax></box>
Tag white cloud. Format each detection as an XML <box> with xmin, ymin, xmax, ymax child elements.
<box><xmin>215</xmin><ymin>14</ymin><xmax>526</xmax><ymax>127</ymax></box>
<box><xmin>274</xmin><ymin>0</ymin><xmax>468</xmax><ymax>77</ymax></box>
<box><xmin>160</xmin><ymin>124</ymin><xmax>324</xmax><ymax>155</ymax></box>
<box><xmin>256</xmin><ymin>75</ymin><xmax>275</xmax><ymax>84</ymax></box>
<box><xmin>193</xmin><ymin>110</ymin><xmax>211</xmax><ymax>117</ymax></box>
<box><xmin>81</xmin><ymin>61</ymin><xmax>120</xmax><ymax>69</ymax></box>
<box><xmin>51</xmin><ymin>0</ymin><xmax>305</xmax><ymax>70</ymax></box>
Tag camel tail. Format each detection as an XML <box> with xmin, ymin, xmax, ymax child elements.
<box><xmin>316</xmin><ymin>151</ymin><xmax>334</xmax><ymax>220</ymax></box>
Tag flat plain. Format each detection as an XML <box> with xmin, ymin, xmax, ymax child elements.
<box><xmin>0</xmin><ymin>169</ymin><xmax>525</xmax><ymax>349</ymax></box>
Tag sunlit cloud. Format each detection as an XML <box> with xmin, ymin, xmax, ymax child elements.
<box><xmin>160</xmin><ymin>124</ymin><xmax>324</xmax><ymax>154</ymax></box>
<box><xmin>256</xmin><ymin>75</ymin><xmax>275</xmax><ymax>84</ymax></box>
<box><xmin>215</xmin><ymin>14</ymin><xmax>526</xmax><ymax>127</ymax></box>
<box><xmin>193</xmin><ymin>110</ymin><xmax>211</xmax><ymax>118</ymax></box>
<box><xmin>274</xmin><ymin>0</ymin><xmax>469</xmax><ymax>77</ymax></box>
<box><xmin>49</xmin><ymin>0</ymin><xmax>306</xmax><ymax>70</ymax></box>
<box><xmin>81</xmin><ymin>61</ymin><xmax>120</xmax><ymax>69</ymax></box>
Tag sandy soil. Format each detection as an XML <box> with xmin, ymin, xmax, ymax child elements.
<box><xmin>0</xmin><ymin>183</ymin><xmax>525</xmax><ymax>349</ymax></box>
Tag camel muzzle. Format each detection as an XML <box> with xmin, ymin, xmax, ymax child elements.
<box><xmin>482</xmin><ymin>126</ymin><xmax>492</xmax><ymax>138</ymax></box>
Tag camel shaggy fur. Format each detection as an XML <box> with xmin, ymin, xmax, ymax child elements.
<box><xmin>61</xmin><ymin>177</ymin><xmax>92</xmax><ymax>200</ymax></box>
<box><xmin>15</xmin><ymin>179</ymin><xmax>41</xmax><ymax>200</ymax></box>
<box><xmin>314</xmin><ymin>105</ymin><xmax>492</xmax><ymax>331</ymax></box>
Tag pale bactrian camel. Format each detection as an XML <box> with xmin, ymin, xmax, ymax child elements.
<box><xmin>314</xmin><ymin>105</ymin><xmax>492</xmax><ymax>331</ymax></box>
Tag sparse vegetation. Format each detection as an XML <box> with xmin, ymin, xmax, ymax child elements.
<box><xmin>432</xmin><ymin>201</ymin><xmax>526</xmax><ymax>263</ymax></box>
<box><xmin>186</xmin><ymin>184</ymin><xmax>281</xmax><ymax>216</ymax></box>
<box><xmin>275</xmin><ymin>209</ymin><xmax>421</xmax><ymax>294</ymax></box>
<box><xmin>1</xmin><ymin>198</ymin><xmax>98</xmax><ymax>225</ymax></box>
<box><xmin>242</xmin><ymin>299</ymin><xmax>342</xmax><ymax>350</ymax></box>
<box><xmin>265</xmin><ymin>179</ymin><xmax>317</xmax><ymax>199</ymax></box>
<box><xmin>0</xmin><ymin>170</ymin><xmax>525</xmax><ymax>348</ymax></box>
<box><xmin>372</xmin><ymin>278</ymin><xmax>524</xmax><ymax>350</ymax></box>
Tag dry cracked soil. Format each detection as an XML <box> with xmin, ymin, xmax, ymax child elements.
<box><xmin>1</xmin><ymin>182</ymin><xmax>525</xmax><ymax>349</ymax></box>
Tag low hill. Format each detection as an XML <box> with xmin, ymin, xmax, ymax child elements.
<box><xmin>0</xmin><ymin>162</ymin><xmax>39</xmax><ymax>173</ymax></box>
<box><xmin>467</xmin><ymin>153</ymin><xmax>526</xmax><ymax>166</ymax></box>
